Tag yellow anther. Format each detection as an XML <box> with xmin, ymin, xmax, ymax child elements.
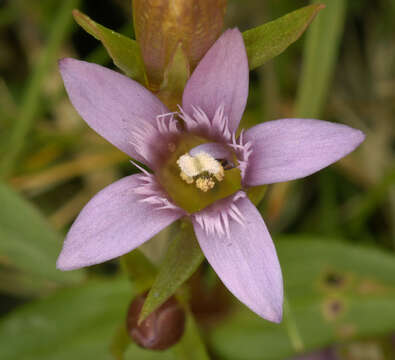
<box><xmin>195</xmin><ymin>177</ymin><xmax>215</xmax><ymax>192</ymax></box>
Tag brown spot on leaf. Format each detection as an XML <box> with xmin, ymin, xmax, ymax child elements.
<box><xmin>322</xmin><ymin>297</ymin><xmax>347</xmax><ymax>321</ymax></box>
<box><xmin>325</xmin><ymin>272</ymin><xmax>345</xmax><ymax>287</ymax></box>
<box><xmin>319</xmin><ymin>269</ymin><xmax>351</xmax><ymax>292</ymax></box>
<box><xmin>336</xmin><ymin>323</ymin><xmax>356</xmax><ymax>339</ymax></box>
<box><xmin>357</xmin><ymin>279</ymin><xmax>389</xmax><ymax>295</ymax></box>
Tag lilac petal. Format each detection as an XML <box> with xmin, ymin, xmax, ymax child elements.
<box><xmin>59</xmin><ymin>58</ymin><xmax>169</xmax><ymax>166</ymax></box>
<box><xmin>243</xmin><ymin>118</ymin><xmax>365</xmax><ymax>186</ymax></box>
<box><xmin>182</xmin><ymin>29</ymin><xmax>249</xmax><ymax>134</ymax></box>
<box><xmin>192</xmin><ymin>195</ymin><xmax>283</xmax><ymax>322</ymax></box>
<box><xmin>57</xmin><ymin>175</ymin><xmax>184</xmax><ymax>270</ymax></box>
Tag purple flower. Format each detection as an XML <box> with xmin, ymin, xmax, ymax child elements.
<box><xmin>57</xmin><ymin>29</ymin><xmax>364</xmax><ymax>323</ymax></box>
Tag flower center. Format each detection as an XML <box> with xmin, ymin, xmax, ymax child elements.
<box><xmin>177</xmin><ymin>152</ymin><xmax>224</xmax><ymax>192</ymax></box>
<box><xmin>155</xmin><ymin>134</ymin><xmax>242</xmax><ymax>213</ymax></box>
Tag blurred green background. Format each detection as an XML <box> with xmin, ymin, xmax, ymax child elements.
<box><xmin>0</xmin><ymin>0</ymin><xmax>394</xmax><ymax>359</ymax></box>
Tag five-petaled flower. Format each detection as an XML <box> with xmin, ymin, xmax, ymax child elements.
<box><xmin>57</xmin><ymin>29</ymin><xmax>364</xmax><ymax>323</ymax></box>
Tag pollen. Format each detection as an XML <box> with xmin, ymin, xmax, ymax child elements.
<box><xmin>176</xmin><ymin>151</ymin><xmax>225</xmax><ymax>191</ymax></box>
<box><xmin>195</xmin><ymin>177</ymin><xmax>215</xmax><ymax>192</ymax></box>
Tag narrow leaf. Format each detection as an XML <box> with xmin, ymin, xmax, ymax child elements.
<box><xmin>0</xmin><ymin>279</ymin><xmax>132</xmax><ymax>360</ymax></box>
<box><xmin>243</xmin><ymin>4</ymin><xmax>325</xmax><ymax>70</ymax></box>
<box><xmin>0</xmin><ymin>182</ymin><xmax>84</xmax><ymax>284</ymax></box>
<box><xmin>139</xmin><ymin>223</ymin><xmax>204</xmax><ymax>323</ymax></box>
<box><xmin>72</xmin><ymin>9</ymin><xmax>146</xmax><ymax>84</ymax></box>
<box><xmin>295</xmin><ymin>0</ymin><xmax>346</xmax><ymax>118</ymax></box>
<box><xmin>0</xmin><ymin>278</ymin><xmax>208</xmax><ymax>360</ymax></box>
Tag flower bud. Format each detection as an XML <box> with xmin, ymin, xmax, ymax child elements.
<box><xmin>126</xmin><ymin>293</ymin><xmax>186</xmax><ymax>350</ymax></box>
<box><xmin>133</xmin><ymin>0</ymin><xmax>227</xmax><ymax>91</ymax></box>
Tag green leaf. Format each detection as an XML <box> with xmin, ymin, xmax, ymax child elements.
<box><xmin>120</xmin><ymin>249</ymin><xmax>156</xmax><ymax>293</ymax></box>
<box><xmin>0</xmin><ymin>279</ymin><xmax>131</xmax><ymax>360</ymax></box>
<box><xmin>0</xmin><ymin>278</ymin><xmax>208</xmax><ymax>360</ymax></box>
<box><xmin>72</xmin><ymin>9</ymin><xmax>146</xmax><ymax>84</ymax></box>
<box><xmin>210</xmin><ymin>237</ymin><xmax>395</xmax><ymax>360</ymax></box>
<box><xmin>139</xmin><ymin>222</ymin><xmax>204</xmax><ymax>323</ymax></box>
<box><xmin>0</xmin><ymin>182</ymin><xmax>84</xmax><ymax>285</ymax></box>
<box><xmin>295</xmin><ymin>0</ymin><xmax>346</xmax><ymax>118</ymax></box>
<box><xmin>243</xmin><ymin>4</ymin><xmax>325</xmax><ymax>70</ymax></box>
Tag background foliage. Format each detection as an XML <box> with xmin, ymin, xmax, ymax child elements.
<box><xmin>0</xmin><ymin>0</ymin><xmax>394</xmax><ymax>359</ymax></box>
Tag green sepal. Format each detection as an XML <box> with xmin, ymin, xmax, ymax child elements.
<box><xmin>157</xmin><ymin>43</ymin><xmax>190</xmax><ymax>111</ymax></box>
<box><xmin>243</xmin><ymin>4</ymin><xmax>325</xmax><ymax>70</ymax></box>
<box><xmin>139</xmin><ymin>222</ymin><xmax>204</xmax><ymax>323</ymax></box>
<box><xmin>72</xmin><ymin>9</ymin><xmax>146</xmax><ymax>84</ymax></box>
<box><xmin>120</xmin><ymin>249</ymin><xmax>156</xmax><ymax>293</ymax></box>
<box><xmin>247</xmin><ymin>185</ymin><xmax>268</xmax><ymax>206</ymax></box>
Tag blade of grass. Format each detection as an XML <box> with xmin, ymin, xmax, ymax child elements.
<box><xmin>295</xmin><ymin>0</ymin><xmax>347</xmax><ymax>118</ymax></box>
<box><xmin>0</xmin><ymin>0</ymin><xmax>80</xmax><ymax>178</ymax></box>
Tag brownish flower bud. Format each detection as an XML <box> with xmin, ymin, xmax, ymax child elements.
<box><xmin>126</xmin><ymin>293</ymin><xmax>186</xmax><ymax>350</ymax></box>
<box><xmin>133</xmin><ymin>0</ymin><xmax>227</xmax><ymax>91</ymax></box>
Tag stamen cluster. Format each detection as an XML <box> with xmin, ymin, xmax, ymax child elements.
<box><xmin>177</xmin><ymin>152</ymin><xmax>225</xmax><ymax>192</ymax></box>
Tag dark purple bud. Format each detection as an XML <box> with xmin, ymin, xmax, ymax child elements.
<box><xmin>126</xmin><ymin>293</ymin><xmax>186</xmax><ymax>350</ymax></box>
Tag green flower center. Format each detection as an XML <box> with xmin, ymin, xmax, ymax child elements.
<box><xmin>155</xmin><ymin>134</ymin><xmax>242</xmax><ymax>213</ymax></box>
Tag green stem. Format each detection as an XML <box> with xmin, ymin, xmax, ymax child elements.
<box><xmin>0</xmin><ymin>0</ymin><xmax>79</xmax><ymax>178</ymax></box>
<box><xmin>283</xmin><ymin>295</ymin><xmax>304</xmax><ymax>353</ymax></box>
